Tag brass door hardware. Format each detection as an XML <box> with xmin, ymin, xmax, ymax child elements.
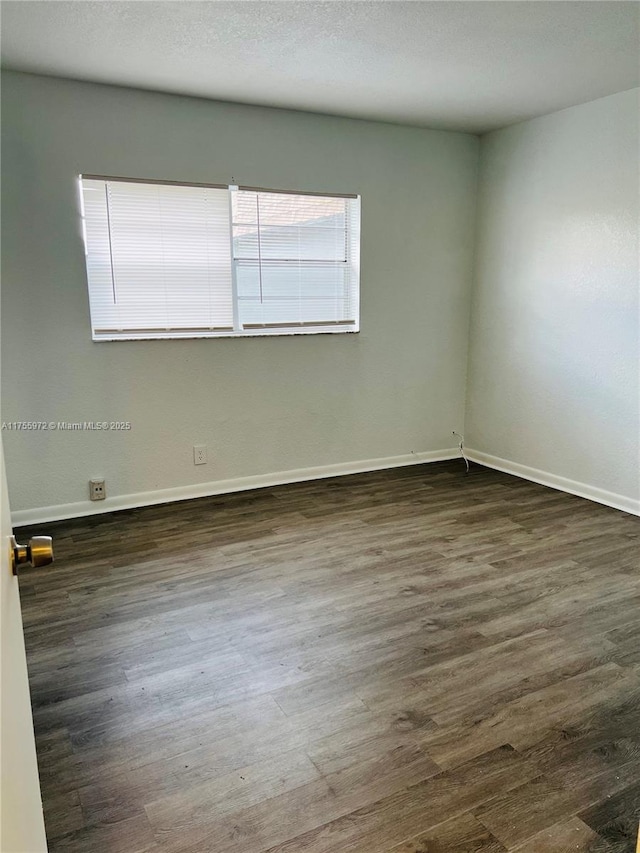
<box><xmin>11</xmin><ymin>535</ymin><xmax>54</xmax><ymax>574</ymax></box>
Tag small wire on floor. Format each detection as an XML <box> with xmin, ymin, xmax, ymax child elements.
<box><xmin>452</xmin><ymin>431</ymin><xmax>470</xmax><ymax>474</ymax></box>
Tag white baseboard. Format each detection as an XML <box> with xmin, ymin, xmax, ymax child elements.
<box><xmin>12</xmin><ymin>448</ymin><xmax>459</xmax><ymax>526</ymax></box>
<box><xmin>466</xmin><ymin>448</ymin><xmax>640</xmax><ymax>516</ymax></box>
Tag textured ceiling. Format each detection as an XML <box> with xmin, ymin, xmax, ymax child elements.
<box><xmin>1</xmin><ymin>1</ymin><xmax>638</xmax><ymax>133</ymax></box>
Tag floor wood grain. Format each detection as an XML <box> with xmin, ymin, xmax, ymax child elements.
<box><xmin>16</xmin><ymin>461</ymin><xmax>640</xmax><ymax>852</ymax></box>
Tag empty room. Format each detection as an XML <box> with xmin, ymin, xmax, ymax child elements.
<box><xmin>1</xmin><ymin>1</ymin><xmax>639</xmax><ymax>851</ymax></box>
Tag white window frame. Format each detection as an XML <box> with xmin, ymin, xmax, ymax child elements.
<box><xmin>79</xmin><ymin>175</ymin><xmax>361</xmax><ymax>341</ymax></box>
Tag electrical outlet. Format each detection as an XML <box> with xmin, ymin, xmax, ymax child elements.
<box><xmin>193</xmin><ymin>444</ymin><xmax>207</xmax><ymax>465</ymax></box>
<box><xmin>89</xmin><ymin>479</ymin><xmax>106</xmax><ymax>501</ymax></box>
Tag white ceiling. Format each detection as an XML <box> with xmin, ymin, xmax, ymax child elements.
<box><xmin>1</xmin><ymin>1</ymin><xmax>638</xmax><ymax>134</ymax></box>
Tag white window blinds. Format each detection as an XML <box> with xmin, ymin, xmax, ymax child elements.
<box><xmin>231</xmin><ymin>189</ymin><xmax>360</xmax><ymax>330</ymax></box>
<box><xmin>80</xmin><ymin>177</ymin><xmax>360</xmax><ymax>340</ymax></box>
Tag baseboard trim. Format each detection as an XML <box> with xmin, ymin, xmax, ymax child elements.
<box><xmin>12</xmin><ymin>448</ymin><xmax>459</xmax><ymax>526</ymax></box>
<box><xmin>466</xmin><ymin>448</ymin><xmax>640</xmax><ymax>516</ymax></box>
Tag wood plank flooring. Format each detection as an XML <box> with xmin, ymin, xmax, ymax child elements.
<box><xmin>16</xmin><ymin>461</ymin><xmax>640</xmax><ymax>853</ymax></box>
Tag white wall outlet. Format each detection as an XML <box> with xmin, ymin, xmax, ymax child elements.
<box><xmin>193</xmin><ymin>444</ymin><xmax>207</xmax><ymax>465</ymax></box>
<box><xmin>89</xmin><ymin>479</ymin><xmax>106</xmax><ymax>501</ymax></box>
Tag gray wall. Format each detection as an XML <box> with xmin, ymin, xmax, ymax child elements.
<box><xmin>1</xmin><ymin>72</ymin><xmax>479</xmax><ymax>515</ymax></box>
<box><xmin>466</xmin><ymin>89</ymin><xmax>639</xmax><ymax>505</ymax></box>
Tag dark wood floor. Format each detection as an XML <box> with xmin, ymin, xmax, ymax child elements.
<box><xmin>16</xmin><ymin>461</ymin><xmax>640</xmax><ymax>853</ymax></box>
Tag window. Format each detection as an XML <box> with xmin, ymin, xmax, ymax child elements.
<box><xmin>79</xmin><ymin>176</ymin><xmax>360</xmax><ymax>340</ymax></box>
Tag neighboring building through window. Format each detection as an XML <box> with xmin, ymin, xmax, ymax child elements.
<box><xmin>79</xmin><ymin>176</ymin><xmax>360</xmax><ymax>341</ymax></box>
